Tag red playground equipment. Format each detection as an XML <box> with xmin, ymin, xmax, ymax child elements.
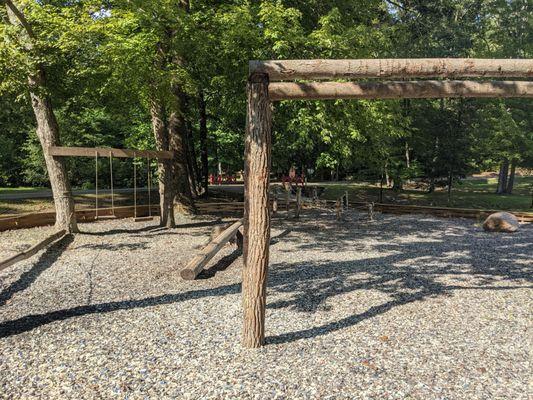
<box><xmin>281</xmin><ymin>166</ymin><xmax>305</xmax><ymax>192</ymax></box>
<box><xmin>209</xmin><ymin>173</ymin><xmax>237</xmax><ymax>185</ymax></box>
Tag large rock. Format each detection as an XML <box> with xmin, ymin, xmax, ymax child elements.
<box><xmin>483</xmin><ymin>212</ymin><xmax>519</xmax><ymax>233</ymax></box>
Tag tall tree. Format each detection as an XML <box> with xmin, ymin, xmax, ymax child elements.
<box><xmin>2</xmin><ymin>0</ymin><xmax>77</xmax><ymax>232</ymax></box>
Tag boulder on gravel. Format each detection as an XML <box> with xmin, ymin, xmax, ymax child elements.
<box><xmin>483</xmin><ymin>212</ymin><xmax>519</xmax><ymax>233</ymax></box>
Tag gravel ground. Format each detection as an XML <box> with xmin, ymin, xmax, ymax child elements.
<box><xmin>0</xmin><ymin>210</ymin><xmax>531</xmax><ymax>399</ymax></box>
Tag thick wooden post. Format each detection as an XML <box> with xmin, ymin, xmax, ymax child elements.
<box><xmin>242</xmin><ymin>73</ymin><xmax>272</xmax><ymax>348</ymax></box>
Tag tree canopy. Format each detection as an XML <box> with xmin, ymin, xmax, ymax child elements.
<box><xmin>1</xmin><ymin>0</ymin><xmax>531</xmax><ymax>194</ymax></box>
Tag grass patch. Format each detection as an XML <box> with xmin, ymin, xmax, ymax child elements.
<box><xmin>0</xmin><ymin>187</ymin><xmax>47</xmax><ymax>195</ymax></box>
<box><xmin>320</xmin><ymin>176</ymin><xmax>533</xmax><ymax>212</ymax></box>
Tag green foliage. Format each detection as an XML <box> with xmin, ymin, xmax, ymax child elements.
<box><xmin>0</xmin><ymin>0</ymin><xmax>531</xmax><ymax>200</ymax></box>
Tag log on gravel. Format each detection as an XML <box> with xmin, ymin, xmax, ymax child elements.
<box><xmin>0</xmin><ymin>230</ymin><xmax>67</xmax><ymax>272</ymax></box>
<box><xmin>180</xmin><ymin>219</ymin><xmax>244</xmax><ymax>281</ymax></box>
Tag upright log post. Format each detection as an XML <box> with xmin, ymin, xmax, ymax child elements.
<box><xmin>296</xmin><ymin>187</ymin><xmax>302</xmax><ymax>218</ymax></box>
<box><xmin>242</xmin><ymin>73</ymin><xmax>272</xmax><ymax>348</ymax></box>
<box><xmin>285</xmin><ymin>185</ymin><xmax>291</xmax><ymax>217</ymax></box>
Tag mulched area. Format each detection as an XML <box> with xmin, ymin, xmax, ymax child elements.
<box><xmin>0</xmin><ymin>210</ymin><xmax>531</xmax><ymax>399</ymax></box>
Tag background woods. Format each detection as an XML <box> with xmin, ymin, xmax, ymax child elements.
<box><xmin>0</xmin><ymin>1</ymin><xmax>531</xmax><ymax>208</ymax></box>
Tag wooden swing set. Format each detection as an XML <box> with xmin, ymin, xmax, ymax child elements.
<box><xmin>240</xmin><ymin>58</ymin><xmax>533</xmax><ymax>348</ymax></box>
<box><xmin>48</xmin><ymin>146</ymin><xmax>173</xmax><ymax>222</ymax></box>
<box><xmin>0</xmin><ymin>146</ymin><xmax>173</xmax><ymax>271</ymax></box>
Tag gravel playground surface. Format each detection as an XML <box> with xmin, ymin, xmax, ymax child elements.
<box><xmin>0</xmin><ymin>210</ymin><xmax>531</xmax><ymax>399</ymax></box>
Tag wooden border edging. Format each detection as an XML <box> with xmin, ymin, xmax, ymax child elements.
<box><xmin>0</xmin><ymin>205</ymin><xmax>159</xmax><ymax>232</ymax></box>
<box><xmin>269</xmin><ymin>81</ymin><xmax>533</xmax><ymax>101</ymax></box>
<box><xmin>250</xmin><ymin>59</ymin><xmax>533</xmax><ymax>81</ymax></box>
<box><xmin>0</xmin><ymin>230</ymin><xmax>66</xmax><ymax>272</ymax></box>
<box><xmin>48</xmin><ymin>146</ymin><xmax>174</xmax><ymax>160</ymax></box>
<box><xmin>180</xmin><ymin>219</ymin><xmax>244</xmax><ymax>280</ymax></box>
<box><xmin>345</xmin><ymin>201</ymin><xmax>533</xmax><ymax>223</ymax></box>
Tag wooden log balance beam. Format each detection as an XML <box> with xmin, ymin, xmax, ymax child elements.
<box><xmin>269</xmin><ymin>80</ymin><xmax>533</xmax><ymax>101</ymax></box>
<box><xmin>180</xmin><ymin>219</ymin><xmax>244</xmax><ymax>281</ymax></box>
<box><xmin>48</xmin><ymin>146</ymin><xmax>174</xmax><ymax>160</ymax></box>
<box><xmin>250</xmin><ymin>59</ymin><xmax>533</xmax><ymax>81</ymax></box>
<box><xmin>0</xmin><ymin>230</ymin><xmax>67</xmax><ymax>272</ymax></box>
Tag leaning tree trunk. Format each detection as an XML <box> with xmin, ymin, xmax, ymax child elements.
<box><xmin>506</xmin><ymin>160</ymin><xmax>517</xmax><ymax>194</ymax></box>
<box><xmin>150</xmin><ymin>97</ymin><xmax>175</xmax><ymax>228</ymax></box>
<box><xmin>198</xmin><ymin>90</ymin><xmax>209</xmax><ymax>196</ymax></box>
<box><xmin>242</xmin><ymin>73</ymin><xmax>272</xmax><ymax>348</ymax></box>
<box><xmin>5</xmin><ymin>1</ymin><xmax>77</xmax><ymax>233</ymax></box>
<box><xmin>168</xmin><ymin>87</ymin><xmax>196</xmax><ymax>214</ymax></box>
<box><xmin>29</xmin><ymin>72</ymin><xmax>78</xmax><ymax>233</ymax></box>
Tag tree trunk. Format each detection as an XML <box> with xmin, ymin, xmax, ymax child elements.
<box><xmin>379</xmin><ymin>172</ymin><xmax>384</xmax><ymax>203</ymax></box>
<box><xmin>242</xmin><ymin>73</ymin><xmax>272</xmax><ymax>348</ymax></box>
<box><xmin>168</xmin><ymin>86</ymin><xmax>196</xmax><ymax>214</ymax></box>
<box><xmin>29</xmin><ymin>72</ymin><xmax>78</xmax><ymax>233</ymax></box>
<box><xmin>405</xmin><ymin>141</ymin><xmax>410</xmax><ymax>168</ymax></box>
<box><xmin>447</xmin><ymin>168</ymin><xmax>453</xmax><ymax>204</ymax></box>
<box><xmin>150</xmin><ymin>97</ymin><xmax>175</xmax><ymax>228</ymax></box>
<box><xmin>198</xmin><ymin>90</ymin><xmax>209</xmax><ymax>196</ymax></box>
<box><xmin>5</xmin><ymin>1</ymin><xmax>77</xmax><ymax>233</ymax></box>
<box><xmin>186</xmin><ymin>119</ymin><xmax>200</xmax><ymax>198</ymax></box>
<box><xmin>496</xmin><ymin>159</ymin><xmax>509</xmax><ymax>194</ymax></box>
<box><xmin>506</xmin><ymin>160</ymin><xmax>517</xmax><ymax>194</ymax></box>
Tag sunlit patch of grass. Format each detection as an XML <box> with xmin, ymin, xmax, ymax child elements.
<box><xmin>0</xmin><ymin>187</ymin><xmax>47</xmax><ymax>194</ymax></box>
<box><xmin>318</xmin><ymin>176</ymin><xmax>532</xmax><ymax>212</ymax></box>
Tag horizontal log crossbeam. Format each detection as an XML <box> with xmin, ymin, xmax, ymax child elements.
<box><xmin>250</xmin><ymin>58</ymin><xmax>533</xmax><ymax>81</ymax></box>
<box><xmin>269</xmin><ymin>80</ymin><xmax>533</xmax><ymax>101</ymax></box>
<box><xmin>48</xmin><ymin>146</ymin><xmax>174</xmax><ymax>160</ymax></box>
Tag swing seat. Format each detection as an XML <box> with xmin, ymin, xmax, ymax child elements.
<box><xmin>134</xmin><ymin>216</ymin><xmax>154</xmax><ymax>222</ymax></box>
<box><xmin>96</xmin><ymin>215</ymin><xmax>117</xmax><ymax>220</ymax></box>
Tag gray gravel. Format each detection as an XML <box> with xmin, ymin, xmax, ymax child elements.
<box><xmin>0</xmin><ymin>210</ymin><xmax>531</xmax><ymax>399</ymax></box>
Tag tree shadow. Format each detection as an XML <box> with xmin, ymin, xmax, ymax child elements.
<box><xmin>79</xmin><ymin>220</ymin><xmax>226</xmax><ymax>237</ymax></box>
<box><xmin>79</xmin><ymin>224</ymin><xmax>164</xmax><ymax>236</ymax></box>
<box><xmin>74</xmin><ymin>242</ymin><xmax>151</xmax><ymax>251</ymax></box>
<box><xmin>0</xmin><ymin>283</ymin><xmax>240</xmax><ymax>338</ymax></box>
<box><xmin>264</xmin><ymin>216</ymin><xmax>532</xmax><ymax>344</ymax></box>
<box><xmin>0</xmin><ymin>234</ymin><xmax>74</xmax><ymax>307</ymax></box>
<box><xmin>0</xmin><ymin>212</ymin><xmax>530</xmax><ymax>346</ymax></box>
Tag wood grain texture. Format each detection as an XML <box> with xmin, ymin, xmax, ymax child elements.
<box><xmin>250</xmin><ymin>59</ymin><xmax>533</xmax><ymax>81</ymax></box>
<box><xmin>180</xmin><ymin>219</ymin><xmax>244</xmax><ymax>280</ymax></box>
<box><xmin>269</xmin><ymin>80</ymin><xmax>533</xmax><ymax>101</ymax></box>
<box><xmin>242</xmin><ymin>73</ymin><xmax>272</xmax><ymax>348</ymax></box>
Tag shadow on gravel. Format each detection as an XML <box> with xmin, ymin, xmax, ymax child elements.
<box><xmin>265</xmin><ymin>212</ymin><xmax>533</xmax><ymax>345</ymax></box>
<box><xmin>198</xmin><ymin>250</ymin><xmax>242</xmax><ymax>280</ymax></box>
<box><xmin>0</xmin><ymin>283</ymin><xmax>240</xmax><ymax>338</ymax></box>
<box><xmin>0</xmin><ymin>234</ymin><xmax>74</xmax><ymax>308</ymax></box>
<box><xmin>1</xmin><ymin>211</ymin><xmax>531</xmax><ymax>345</ymax></box>
<box><xmin>79</xmin><ymin>220</ymin><xmax>226</xmax><ymax>237</ymax></box>
<box><xmin>79</xmin><ymin>225</ymin><xmax>165</xmax><ymax>236</ymax></box>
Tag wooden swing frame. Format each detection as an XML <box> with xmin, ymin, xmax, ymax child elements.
<box><xmin>49</xmin><ymin>146</ymin><xmax>173</xmax><ymax>222</ymax></box>
<box><xmin>242</xmin><ymin>58</ymin><xmax>533</xmax><ymax>348</ymax></box>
